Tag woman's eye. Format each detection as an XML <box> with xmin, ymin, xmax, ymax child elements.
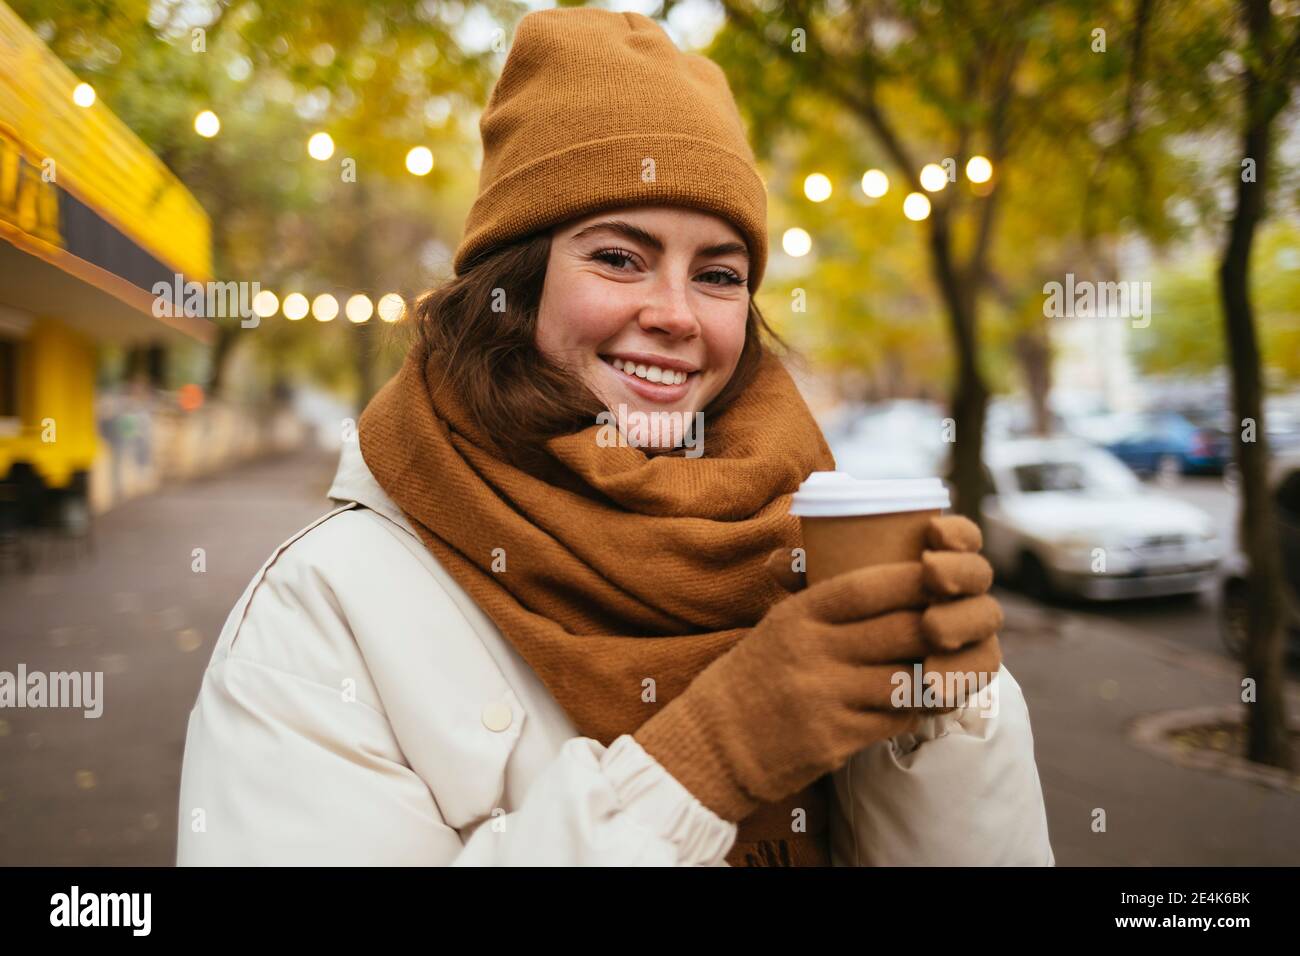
<box><xmin>593</xmin><ymin>249</ymin><xmax>637</xmax><ymax>270</ymax></box>
<box><xmin>589</xmin><ymin>251</ymin><xmax>743</xmax><ymax>285</ymax></box>
<box><xmin>696</xmin><ymin>268</ymin><xmax>745</xmax><ymax>286</ymax></box>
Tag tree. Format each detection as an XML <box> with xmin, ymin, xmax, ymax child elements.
<box><xmin>1216</xmin><ymin>0</ymin><xmax>1299</xmax><ymax>770</ymax></box>
<box><xmin>708</xmin><ymin>0</ymin><xmax>1198</xmax><ymax>523</ymax></box>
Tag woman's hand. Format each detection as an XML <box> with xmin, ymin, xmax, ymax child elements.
<box><xmin>766</xmin><ymin>514</ymin><xmax>1004</xmax><ymax>715</ymax></box>
<box><xmin>633</xmin><ymin>515</ymin><xmax>1003</xmax><ymax>823</ymax></box>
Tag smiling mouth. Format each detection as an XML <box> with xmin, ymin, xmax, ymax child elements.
<box><xmin>599</xmin><ymin>355</ymin><xmax>696</xmax><ymax>386</ymax></box>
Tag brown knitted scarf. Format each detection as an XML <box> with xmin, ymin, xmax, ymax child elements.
<box><xmin>358</xmin><ymin>343</ymin><xmax>838</xmax><ymax>866</ymax></box>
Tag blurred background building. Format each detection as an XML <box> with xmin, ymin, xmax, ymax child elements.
<box><xmin>1</xmin><ymin>0</ymin><xmax>214</xmax><ymax>531</ymax></box>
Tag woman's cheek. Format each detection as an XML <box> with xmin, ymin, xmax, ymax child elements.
<box><xmin>710</xmin><ymin>304</ymin><xmax>749</xmax><ymax>372</ymax></box>
<box><xmin>570</xmin><ymin>280</ymin><xmax>636</xmax><ymax>346</ymax></box>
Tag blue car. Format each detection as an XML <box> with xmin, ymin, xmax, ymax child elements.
<box><xmin>1104</xmin><ymin>411</ymin><xmax>1231</xmax><ymax>478</ymax></box>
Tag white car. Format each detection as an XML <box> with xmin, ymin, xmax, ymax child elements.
<box><xmin>981</xmin><ymin>438</ymin><xmax>1221</xmax><ymax>601</ymax></box>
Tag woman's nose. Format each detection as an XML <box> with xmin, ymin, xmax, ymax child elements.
<box><xmin>637</xmin><ymin>276</ymin><xmax>700</xmax><ymax>339</ymax></box>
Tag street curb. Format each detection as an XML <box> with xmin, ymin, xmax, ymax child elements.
<box><xmin>998</xmin><ymin>588</ymin><xmax>1300</xmax><ymax>697</ymax></box>
<box><xmin>1129</xmin><ymin>704</ymin><xmax>1300</xmax><ymax>792</ymax></box>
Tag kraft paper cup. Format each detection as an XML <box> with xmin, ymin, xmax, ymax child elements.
<box><xmin>789</xmin><ymin>473</ymin><xmax>951</xmax><ymax>585</ymax></box>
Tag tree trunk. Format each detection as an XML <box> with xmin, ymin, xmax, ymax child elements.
<box><xmin>205</xmin><ymin>322</ymin><xmax>237</xmax><ymax>398</ymax></box>
<box><xmin>1015</xmin><ymin>330</ymin><xmax>1053</xmax><ymax>436</ymax></box>
<box><xmin>344</xmin><ymin>183</ymin><xmax>380</xmax><ymax>412</ymax></box>
<box><xmin>352</xmin><ymin>319</ymin><xmax>378</xmax><ymax>413</ymax></box>
<box><xmin>928</xmin><ymin>214</ymin><xmax>990</xmax><ymax>524</ymax></box>
<box><xmin>1216</xmin><ymin>0</ymin><xmax>1292</xmax><ymax>770</ymax></box>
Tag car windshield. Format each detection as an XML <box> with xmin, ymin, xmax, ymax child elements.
<box><xmin>1013</xmin><ymin>462</ymin><xmax>1087</xmax><ymax>492</ymax></box>
<box><xmin>1010</xmin><ymin>449</ymin><xmax>1139</xmax><ymax>494</ymax></box>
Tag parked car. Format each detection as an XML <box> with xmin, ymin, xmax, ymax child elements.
<box><xmin>1103</xmin><ymin>411</ymin><xmax>1232</xmax><ymax>478</ymax></box>
<box><xmin>1218</xmin><ymin>451</ymin><xmax>1300</xmax><ymax>659</ymax></box>
<box><xmin>980</xmin><ymin>438</ymin><xmax>1221</xmax><ymax>601</ymax></box>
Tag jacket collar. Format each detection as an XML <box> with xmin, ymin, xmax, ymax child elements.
<box><xmin>327</xmin><ymin>438</ymin><xmax>419</xmax><ymax>536</ymax></box>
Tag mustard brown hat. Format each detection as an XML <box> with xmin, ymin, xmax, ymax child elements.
<box><xmin>453</xmin><ymin>7</ymin><xmax>769</xmax><ymax>290</ymax></box>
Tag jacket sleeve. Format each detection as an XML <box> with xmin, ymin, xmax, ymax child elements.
<box><xmin>828</xmin><ymin>664</ymin><xmax>1055</xmax><ymax>866</ymax></box>
<box><xmin>177</xmin><ymin>656</ymin><xmax>736</xmax><ymax>865</ymax></box>
<box><xmin>176</xmin><ymin>517</ymin><xmax>737</xmax><ymax>867</ymax></box>
<box><xmin>451</xmin><ymin>734</ymin><xmax>737</xmax><ymax>866</ymax></box>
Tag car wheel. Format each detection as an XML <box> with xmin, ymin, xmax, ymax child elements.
<box><xmin>1220</xmin><ymin>576</ymin><xmax>1250</xmax><ymax>660</ymax></box>
<box><xmin>1019</xmin><ymin>551</ymin><xmax>1053</xmax><ymax>602</ymax></box>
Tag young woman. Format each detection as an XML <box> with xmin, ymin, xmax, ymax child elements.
<box><xmin>177</xmin><ymin>7</ymin><xmax>1053</xmax><ymax>867</ymax></box>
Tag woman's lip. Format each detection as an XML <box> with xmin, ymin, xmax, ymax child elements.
<box><xmin>600</xmin><ymin>357</ymin><xmax>694</xmax><ymax>404</ymax></box>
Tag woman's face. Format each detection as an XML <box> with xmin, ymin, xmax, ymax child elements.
<box><xmin>535</xmin><ymin>206</ymin><xmax>751</xmax><ymax>432</ymax></box>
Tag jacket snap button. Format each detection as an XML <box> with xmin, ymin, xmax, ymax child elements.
<box><xmin>481</xmin><ymin>701</ymin><xmax>512</xmax><ymax>733</ymax></box>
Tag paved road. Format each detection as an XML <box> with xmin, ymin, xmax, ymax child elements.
<box><xmin>998</xmin><ymin>588</ymin><xmax>1300</xmax><ymax>866</ymax></box>
<box><xmin>0</xmin><ymin>449</ymin><xmax>338</xmax><ymax>865</ymax></box>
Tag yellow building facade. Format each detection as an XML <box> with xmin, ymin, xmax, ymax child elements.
<box><xmin>0</xmin><ymin>1</ymin><xmax>212</xmax><ymax>507</ymax></box>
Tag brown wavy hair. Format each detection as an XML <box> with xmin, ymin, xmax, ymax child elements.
<box><xmin>407</xmin><ymin>230</ymin><xmax>788</xmax><ymax>472</ymax></box>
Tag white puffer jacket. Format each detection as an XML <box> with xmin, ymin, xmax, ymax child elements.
<box><xmin>176</xmin><ymin>438</ymin><xmax>1055</xmax><ymax>866</ymax></box>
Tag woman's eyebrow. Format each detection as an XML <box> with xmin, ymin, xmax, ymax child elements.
<box><xmin>569</xmin><ymin>221</ymin><xmax>749</xmax><ymax>260</ymax></box>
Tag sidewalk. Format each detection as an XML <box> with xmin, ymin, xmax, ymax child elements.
<box><xmin>0</xmin><ymin>448</ymin><xmax>339</xmax><ymax>865</ymax></box>
<box><xmin>999</xmin><ymin>590</ymin><xmax>1300</xmax><ymax>865</ymax></box>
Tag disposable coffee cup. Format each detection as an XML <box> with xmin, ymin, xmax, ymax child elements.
<box><xmin>789</xmin><ymin>472</ymin><xmax>951</xmax><ymax>585</ymax></box>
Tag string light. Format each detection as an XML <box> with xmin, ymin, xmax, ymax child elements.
<box><xmin>966</xmin><ymin>155</ymin><xmax>993</xmax><ymax>183</ymax></box>
<box><xmin>345</xmin><ymin>294</ymin><xmax>374</xmax><ymax>323</ymax></box>
<box><xmin>251</xmin><ymin>290</ymin><xmax>279</xmax><ymax>317</ymax></box>
<box><xmin>861</xmin><ymin>169</ymin><xmax>889</xmax><ymax>198</ymax></box>
<box><xmin>377</xmin><ymin>293</ymin><xmax>405</xmax><ymax>322</ymax></box>
<box><xmin>803</xmin><ymin>173</ymin><xmax>832</xmax><ymax>203</ymax></box>
<box><xmin>406</xmin><ymin>147</ymin><xmax>434</xmax><ymax>176</ymax></box>
<box><xmin>782</xmin><ymin>228</ymin><xmax>812</xmax><ymax>257</ymax></box>
<box><xmin>282</xmin><ymin>293</ymin><xmax>309</xmax><ymax>320</ymax></box>
<box><xmin>194</xmin><ymin>110</ymin><xmax>221</xmax><ymax>138</ymax></box>
<box><xmin>919</xmin><ymin>164</ymin><xmax>948</xmax><ymax>192</ymax></box>
<box><xmin>903</xmin><ymin>192</ymin><xmax>932</xmax><ymax>221</ymax></box>
<box><xmin>307</xmin><ymin>132</ymin><xmax>335</xmax><ymax>160</ymax></box>
<box><xmin>239</xmin><ymin>291</ymin><xmax>415</xmax><ymax>323</ymax></box>
<box><xmin>311</xmin><ymin>294</ymin><xmax>339</xmax><ymax>322</ymax></box>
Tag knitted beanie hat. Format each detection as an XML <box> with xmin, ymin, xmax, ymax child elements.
<box><xmin>453</xmin><ymin>7</ymin><xmax>768</xmax><ymax>290</ymax></box>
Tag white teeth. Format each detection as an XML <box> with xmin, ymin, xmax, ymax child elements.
<box><xmin>607</xmin><ymin>358</ymin><xmax>690</xmax><ymax>385</ymax></box>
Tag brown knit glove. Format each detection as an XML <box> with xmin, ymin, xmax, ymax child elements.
<box><xmin>633</xmin><ymin>515</ymin><xmax>1003</xmax><ymax>824</ymax></box>
<box><xmin>768</xmin><ymin>515</ymin><xmax>1002</xmax><ymax>716</ymax></box>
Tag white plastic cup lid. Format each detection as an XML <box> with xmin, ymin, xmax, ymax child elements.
<box><xmin>789</xmin><ymin>471</ymin><xmax>951</xmax><ymax>517</ymax></box>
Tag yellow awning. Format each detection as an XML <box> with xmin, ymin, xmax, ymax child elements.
<box><xmin>0</xmin><ymin>0</ymin><xmax>212</xmax><ymax>283</ymax></box>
